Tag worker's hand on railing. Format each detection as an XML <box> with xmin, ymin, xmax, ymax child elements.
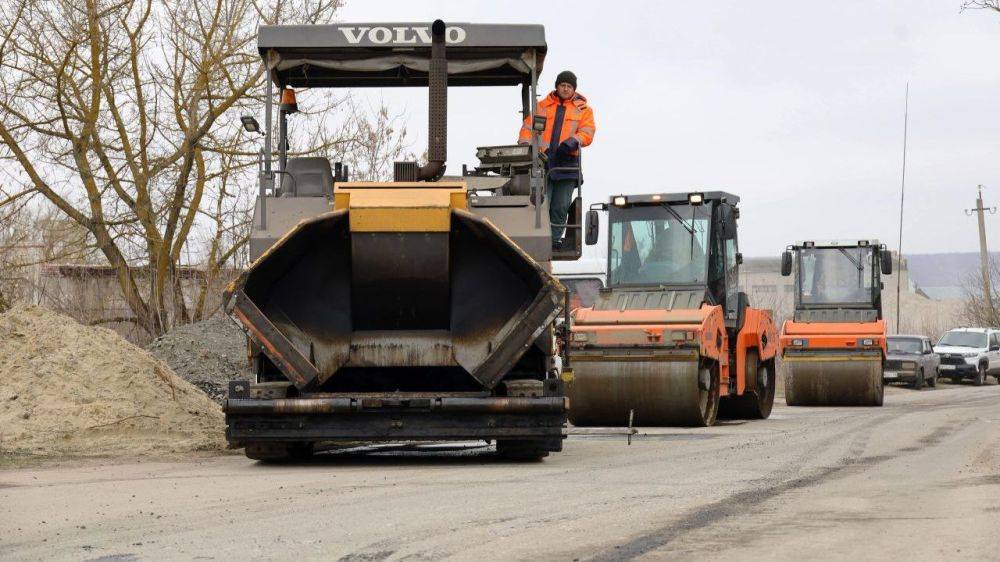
<box><xmin>530</xmin><ymin>189</ymin><xmax>544</xmax><ymax>206</ymax></box>
<box><xmin>556</xmin><ymin>137</ymin><xmax>579</xmax><ymax>158</ymax></box>
<box><xmin>545</xmin><ymin>166</ymin><xmax>581</xmax><ymax>181</ymax></box>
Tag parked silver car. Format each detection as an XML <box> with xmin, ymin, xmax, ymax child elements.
<box><xmin>885</xmin><ymin>335</ymin><xmax>940</xmax><ymax>389</ymax></box>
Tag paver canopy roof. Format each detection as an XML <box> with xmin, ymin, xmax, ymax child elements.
<box><xmin>258</xmin><ymin>22</ymin><xmax>547</xmax><ymax>87</ymax></box>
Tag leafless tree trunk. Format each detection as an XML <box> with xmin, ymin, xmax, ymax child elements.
<box><xmin>0</xmin><ymin>0</ymin><xmax>408</xmax><ymax>335</ymax></box>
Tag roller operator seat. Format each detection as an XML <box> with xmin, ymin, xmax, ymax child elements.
<box><xmin>280</xmin><ymin>157</ymin><xmax>333</xmax><ymax>197</ymax></box>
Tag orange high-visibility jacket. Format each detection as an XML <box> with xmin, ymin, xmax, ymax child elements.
<box><xmin>518</xmin><ymin>91</ymin><xmax>596</xmax><ymax>153</ymax></box>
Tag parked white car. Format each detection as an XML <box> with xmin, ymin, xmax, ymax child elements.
<box><xmin>934</xmin><ymin>328</ymin><xmax>1000</xmax><ymax>386</ymax></box>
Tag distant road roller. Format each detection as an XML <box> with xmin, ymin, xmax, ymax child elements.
<box><xmin>566</xmin><ymin>192</ymin><xmax>779</xmax><ymax>427</ymax></box>
<box><xmin>223</xmin><ymin>21</ymin><xmax>587</xmax><ymax>461</ymax></box>
<box><xmin>779</xmin><ymin>240</ymin><xmax>892</xmax><ymax>406</ymax></box>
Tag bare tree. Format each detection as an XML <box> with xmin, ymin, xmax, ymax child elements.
<box><xmin>337</xmin><ymin>100</ymin><xmax>412</xmax><ymax>182</ymax></box>
<box><xmin>0</xmin><ymin>193</ymin><xmax>101</xmax><ymax>310</ymax></box>
<box><xmin>959</xmin><ymin>257</ymin><xmax>1000</xmax><ymax>327</ymax></box>
<box><xmin>0</xmin><ymin>0</ymin><xmax>408</xmax><ymax>335</ymax></box>
<box><xmin>0</xmin><ymin>189</ymin><xmax>36</xmax><ymax>311</ymax></box>
<box><xmin>961</xmin><ymin>1</ymin><xmax>1000</xmax><ymax>12</ymax></box>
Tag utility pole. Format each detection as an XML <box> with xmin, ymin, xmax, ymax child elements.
<box><xmin>965</xmin><ymin>185</ymin><xmax>996</xmax><ymax>324</ymax></box>
<box><xmin>895</xmin><ymin>83</ymin><xmax>909</xmax><ymax>334</ymax></box>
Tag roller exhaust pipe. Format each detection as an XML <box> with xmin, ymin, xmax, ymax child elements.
<box><xmin>418</xmin><ymin>19</ymin><xmax>447</xmax><ymax>181</ymax></box>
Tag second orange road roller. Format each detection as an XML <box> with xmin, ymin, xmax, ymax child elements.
<box><xmin>566</xmin><ymin>192</ymin><xmax>779</xmax><ymax>427</ymax></box>
<box><xmin>779</xmin><ymin>240</ymin><xmax>892</xmax><ymax>406</ymax></box>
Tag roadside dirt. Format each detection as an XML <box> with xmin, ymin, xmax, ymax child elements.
<box><xmin>0</xmin><ymin>306</ymin><xmax>225</xmax><ymax>460</ymax></box>
<box><xmin>146</xmin><ymin>314</ymin><xmax>250</xmax><ymax>403</ymax></box>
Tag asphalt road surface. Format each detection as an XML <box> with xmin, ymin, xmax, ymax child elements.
<box><xmin>3</xmin><ymin>381</ymin><xmax>1000</xmax><ymax>561</ymax></box>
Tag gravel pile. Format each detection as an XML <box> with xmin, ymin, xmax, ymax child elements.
<box><xmin>146</xmin><ymin>315</ymin><xmax>250</xmax><ymax>403</ymax></box>
<box><xmin>0</xmin><ymin>305</ymin><xmax>225</xmax><ymax>458</ymax></box>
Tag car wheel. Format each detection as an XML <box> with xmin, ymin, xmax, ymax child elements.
<box><xmin>974</xmin><ymin>365</ymin><xmax>986</xmax><ymax>386</ymax></box>
<box><xmin>928</xmin><ymin>370</ymin><xmax>937</xmax><ymax>388</ymax></box>
<box><xmin>913</xmin><ymin>368</ymin><xmax>925</xmax><ymax>390</ymax></box>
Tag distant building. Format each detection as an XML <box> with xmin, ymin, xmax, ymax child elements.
<box><xmin>742</xmin><ymin>251</ymin><xmax>915</xmax><ymax>292</ymax></box>
<box><xmin>32</xmin><ymin>264</ymin><xmax>238</xmax><ymax>343</ymax></box>
<box><xmin>745</xmin><ymin>252</ymin><xmax>966</xmax><ymax>337</ymax></box>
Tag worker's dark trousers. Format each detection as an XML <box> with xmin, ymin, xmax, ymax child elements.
<box><xmin>547</xmin><ymin>177</ymin><xmax>577</xmax><ymax>241</ymax></box>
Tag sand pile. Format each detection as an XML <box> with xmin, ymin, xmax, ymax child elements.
<box><xmin>0</xmin><ymin>305</ymin><xmax>225</xmax><ymax>458</ymax></box>
<box><xmin>146</xmin><ymin>315</ymin><xmax>250</xmax><ymax>403</ymax></box>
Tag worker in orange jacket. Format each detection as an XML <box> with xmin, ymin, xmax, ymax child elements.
<box><xmin>519</xmin><ymin>70</ymin><xmax>596</xmax><ymax>248</ymax></box>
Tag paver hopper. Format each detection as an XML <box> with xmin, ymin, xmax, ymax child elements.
<box><xmin>779</xmin><ymin>240</ymin><xmax>891</xmax><ymax>406</ymax></box>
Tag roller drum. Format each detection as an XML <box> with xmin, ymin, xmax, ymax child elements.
<box><xmin>567</xmin><ymin>359</ymin><xmax>719</xmax><ymax>427</ymax></box>
<box><xmin>783</xmin><ymin>356</ymin><xmax>884</xmax><ymax>406</ymax></box>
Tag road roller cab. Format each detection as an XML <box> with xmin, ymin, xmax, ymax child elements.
<box><xmin>779</xmin><ymin>240</ymin><xmax>892</xmax><ymax>406</ymax></box>
<box><xmin>224</xmin><ymin>21</ymin><xmax>580</xmax><ymax>461</ymax></box>
<box><xmin>567</xmin><ymin>192</ymin><xmax>779</xmax><ymax>427</ymax></box>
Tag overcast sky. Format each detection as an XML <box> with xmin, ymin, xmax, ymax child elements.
<box><xmin>338</xmin><ymin>1</ymin><xmax>1000</xmax><ymax>257</ymax></box>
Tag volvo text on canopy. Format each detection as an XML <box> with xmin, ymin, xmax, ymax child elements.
<box><xmin>224</xmin><ymin>21</ymin><xmax>585</xmax><ymax>461</ymax></box>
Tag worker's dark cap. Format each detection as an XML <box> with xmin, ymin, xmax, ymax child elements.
<box><xmin>555</xmin><ymin>70</ymin><xmax>577</xmax><ymax>89</ymax></box>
